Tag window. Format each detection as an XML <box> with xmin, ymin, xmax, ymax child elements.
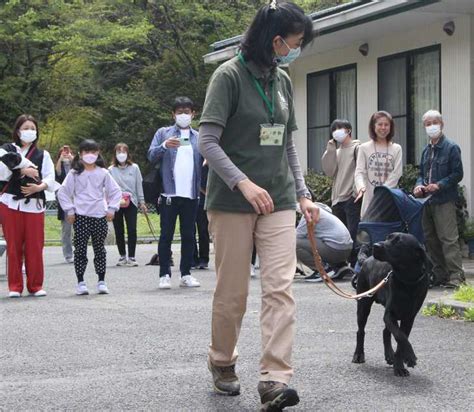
<box><xmin>378</xmin><ymin>46</ymin><xmax>440</xmax><ymax>164</ymax></box>
<box><xmin>307</xmin><ymin>64</ymin><xmax>357</xmax><ymax>172</ymax></box>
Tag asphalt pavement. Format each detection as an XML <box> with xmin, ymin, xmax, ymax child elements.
<box><xmin>1</xmin><ymin>244</ymin><xmax>473</xmax><ymax>411</ymax></box>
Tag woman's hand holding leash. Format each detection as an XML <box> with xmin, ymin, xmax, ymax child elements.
<box><xmin>237</xmin><ymin>178</ymin><xmax>274</xmax><ymax>215</ymax></box>
<box><xmin>139</xmin><ymin>202</ymin><xmax>148</xmax><ymax>213</ymax></box>
<box><xmin>299</xmin><ymin>197</ymin><xmax>319</xmax><ymax>223</ymax></box>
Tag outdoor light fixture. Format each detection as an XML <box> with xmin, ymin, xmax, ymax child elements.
<box><xmin>358</xmin><ymin>43</ymin><xmax>369</xmax><ymax>56</ymax></box>
<box><xmin>443</xmin><ymin>21</ymin><xmax>455</xmax><ymax>36</ymax></box>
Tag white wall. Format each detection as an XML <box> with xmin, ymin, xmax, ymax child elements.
<box><xmin>290</xmin><ymin>15</ymin><xmax>473</xmax><ymax>214</ymax></box>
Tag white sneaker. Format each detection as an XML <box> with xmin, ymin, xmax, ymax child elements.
<box><xmin>250</xmin><ymin>264</ymin><xmax>256</xmax><ymax>278</ymax></box>
<box><xmin>116</xmin><ymin>256</ymin><xmax>127</xmax><ymax>266</ymax></box>
<box><xmin>97</xmin><ymin>281</ymin><xmax>109</xmax><ymax>294</ymax></box>
<box><xmin>126</xmin><ymin>258</ymin><xmax>139</xmax><ymax>267</ymax></box>
<box><xmin>65</xmin><ymin>257</ymin><xmax>74</xmax><ymax>264</ymax></box>
<box><xmin>180</xmin><ymin>274</ymin><xmax>200</xmax><ymax>288</ymax></box>
<box><xmin>159</xmin><ymin>274</ymin><xmax>172</xmax><ymax>289</ymax></box>
<box><xmin>8</xmin><ymin>291</ymin><xmax>21</xmax><ymax>298</ymax></box>
<box><xmin>76</xmin><ymin>281</ymin><xmax>89</xmax><ymax>295</ymax></box>
<box><xmin>33</xmin><ymin>289</ymin><xmax>47</xmax><ymax>297</ymax></box>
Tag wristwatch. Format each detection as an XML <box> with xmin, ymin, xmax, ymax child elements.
<box><xmin>300</xmin><ymin>192</ymin><xmax>312</xmax><ymax>201</ymax></box>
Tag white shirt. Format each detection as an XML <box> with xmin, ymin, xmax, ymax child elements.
<box><xmin>173</xmin><ymin>128</ymin><xmax>194</xmax><ymax>199</ymax></box>
<box><xmin>0</xmin><ymin>144</ymin><xmax>56</xmax><ymax>213</ymax></box>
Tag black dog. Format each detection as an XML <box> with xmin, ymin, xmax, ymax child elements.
<box><xmin>352</xmin><ymin>233</ymin><xmax>429</xmax><ymax>377</ymax></box>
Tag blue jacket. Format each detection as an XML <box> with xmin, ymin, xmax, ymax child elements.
<box><xmin>416</xmin><ymin>135</ymin><xmax>463</xmax><ymax>205</ymax></box>
<box><xmin>147</xmin><ymin>124</ymin><xmax>202</xmax><ymax>200</ymax></box>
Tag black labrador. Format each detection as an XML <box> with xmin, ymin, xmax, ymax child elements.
<box><xmin>352</xmin><ymin>233</ymin><xmax>429</xmax><ymax>377</ymax></box>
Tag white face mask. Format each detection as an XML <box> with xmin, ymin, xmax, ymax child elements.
<box><xmin>426</xmin><ymin>124</ymin><xmax>441</xmax><ymax>139</ymax></box>
<box><xmin>82</xmin><ymin>153</ymin><xmax>98</xmax><ymax>164</ymax></box>
<box><xmin>116</xmin><ymin>152</ymin><xmax>128</xmax><ymax>163</ymax></box>
<box><xmin>20</xmin><ymin>130</ymin><xmax>37</xmax><ymax>143</ymax></box>
<box><xmin>332</xmin><ymin>129</ymin><xmax>347</xmax><ymax>143</ymax></box>
<box><xmin>175</xmin><ymin>113</ymin><xmax>192</xmax><ymax>128</ymax></box>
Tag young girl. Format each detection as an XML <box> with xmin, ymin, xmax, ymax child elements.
<box><xmin>355</xmin><ymin>111</ymin><xmax>403</xmax><ymax>217</ymax></box>
<box><xmin>109</xmin><ymin>143</ymin><xmax>147</xmax><ymax>266</ymax></box>
<box><xmin>0</xmin><ymin>114</ymin><xmax>55</xmax><ymax>298</ymax></box>
<box><xmin>58</xmin><ymin>139</ymin><xmax>121</xmax><ymax>295</ymax></box>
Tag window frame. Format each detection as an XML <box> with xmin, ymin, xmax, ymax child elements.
<box><xmin>377</xmin><ymin>44</ymin><xmax>441</xmax><ymax>164</ymax></box>
<box><xmin>306</xmin><ymin>63</ymin><xmax>357</xmax><ymax>171</ymax></box>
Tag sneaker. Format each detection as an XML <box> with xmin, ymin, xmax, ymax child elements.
<box><xmin>97</xmin><ymin>281</ymin><xmax>109</xmax><ymax>294</ymax></box>
<box><xmin>250</xmin><ymin>264</ymin><xmax>256</xmax><ymax>278</ymax></box>
<box><xmin>76</xmin><ymin>281</ymin><xmax>89</xmax><ymax>296</ymax></box>
<box><xmin>442</xmin><ymin>278</ymin><xmax>466</xmax><ymax>289</ymax></box>
<box><xmin>126</xmin><ymin>258</ymin><xmax>139</xmax><ymax>267</ymax></box>
<box><xmin>33</xmin><ymin>289</ymin><xmax>47</xmax><ymax>297</ymax></box>
<box><xmin>304</xmin><ymin>271</ymin><xmax>321</xmax><ymax>283</ymax></box>
<box><xmin>8</xmin><ymin>291</ymin><xmax>21</xmax><ymax>298</ymax></box>
<box><xmin>198</xmin><ymin>262</ymin><xmax>209</xmax><ymax>270</ymax></box>
<box><xmin>180</xmin><ymin>274</ymin><xmax>200</xmax><ymax>288</ymax></box>
<box><xmin>65</xmin><ymin>257</ymin><xmax>74</xmax><ymax>264</ymax></box>
<box><xmin>258</xmin><ymin>381</ymin><xmax>299</xmax><ymax>411</ymax></box>
<box><xmin>116</xmin><ymin>256</ymin><xmax>127</xmax><ymax>266</ymax></box>
<box><xmin>207</xmin><ymin>358</ymin><xmax>240</xmax><ymax>396</ymax></box>
<box><xmin>159</xmin><ymin>274</ymin><xmax>172</xmax><ymax>289</ymax></box>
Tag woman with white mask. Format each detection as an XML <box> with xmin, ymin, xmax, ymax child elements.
<box><xmin>0</xmin><ymin>114</ymin><xmax>55</xmax><ymax>298</ymax></box>
<box><xmin>109</xmin><ymin>143</ymin><xmax>147</xmax><ymax>267</ymax></box>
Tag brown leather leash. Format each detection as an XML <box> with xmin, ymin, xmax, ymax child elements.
<box><xmin>306</xmin><ymin>220</ymin><xmax>390</xmax><ymax>300</ymax></box>
<box><xmin>143</xmin><ymin>210</ymin><xmax>159</xmax><ymax>241</ymax></box>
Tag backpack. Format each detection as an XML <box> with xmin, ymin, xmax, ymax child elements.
<box><xmin>142</xmin><ymin>162</ymin><xmax>163</xmax><ymax>208</ymax></box>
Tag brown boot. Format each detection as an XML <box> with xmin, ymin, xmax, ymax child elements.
<box><xmin>207</xmin><ymin>358</ymin><xmax>240</xmax><ymax>396</ymax></box>
<box><xmin>258</xmin><ymin>381</ymin><xmax>299</xmax><ymax>411</ymax></box>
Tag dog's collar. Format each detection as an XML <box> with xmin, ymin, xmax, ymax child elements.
<box><xmin>392</xmin><ymin>269</ymin><xmax>427</xmax><ymax>286</ymax></box>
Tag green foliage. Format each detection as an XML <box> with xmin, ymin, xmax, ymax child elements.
<box><xmin>398</xmin><ymin>164</ymin><xmax>419</xmax><ymax>193</ymax></box>
<box><xmin>422</xmin><ymin>304</ymin><xmax>438</xmax><ymax>317</ymax></box>
<box><xmin>452</xmin><ymin>284</ymin><xmax>474</xmax><ymax>303</ymax></box>
<box><xmin>304</xmin><ymin>169</ymin><xmax>332</xmax><ymax>206</ymax></box>
<box><xmin>462</xmin><ymin>217</ymin><xmax>474</xmax><ymax>240</ymax></box>
<box><xmin>463</xmin><ymin>307</ymin><xmax>474</xmax><ymax>322</ymax></box>
<box><xmin>440</xmin><ymin>305</ymin><xmax>456</xmax><ymax>319</ymax></box>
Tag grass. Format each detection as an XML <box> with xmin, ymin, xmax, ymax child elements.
<box><xmin>45</xmin><ymin>213</ymin><xmax>180</xmax><ymax>242</ymax></box>
<box><xmin>452</xmin><ymin>284</ymin><xmax>474</xmax><ymax>303</ymax></box>
<box><xmin>463</xmin><ymin>307</ymin><xmax>474</xmax><ymax>322</ymax></box>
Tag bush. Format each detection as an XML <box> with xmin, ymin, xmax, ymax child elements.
<box><xmin>304</xmin><ymin>169</ymin><xmax>332</xmax><ymax>206</ymax></box>
<box><xmin>398</xmin><ymin>164</ymin><xmax>419</xmax><ymax>193</ymax></box>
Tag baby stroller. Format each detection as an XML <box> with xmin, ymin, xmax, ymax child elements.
<box><xmin>352</xmin><ymin>186</ymin><xmax>430</xmax><ymax>288</ymax></box>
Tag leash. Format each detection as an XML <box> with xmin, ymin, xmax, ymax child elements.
<box><xmin>143</xmin><ymin>209</ymin><xmax>159</xmax><ymax>241</ymax></box>
<box><xmin>306</xmin><ymin>220</ymin><xmax>390</xmax><ymax>300</ymax></box>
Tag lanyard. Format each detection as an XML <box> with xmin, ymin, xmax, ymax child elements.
<box><xmin>238</xmin><ymin>53</ymin><xmax>275</xmax><ymax>124</ymax></box>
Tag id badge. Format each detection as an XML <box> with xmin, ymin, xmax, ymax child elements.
<box><xmin>259</xmin><ymin>123</ymin><xmax>285</xmax><ymax>146</ymax></box>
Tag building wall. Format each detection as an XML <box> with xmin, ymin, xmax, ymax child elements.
<box><xmin>290</xmin><ymin>15</ymin><xmax>473</xmax><ymax>214</ymax></box>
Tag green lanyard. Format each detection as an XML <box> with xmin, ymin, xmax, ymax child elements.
<box><xmin>238</xmin><ymin>53</ymin><xmax>275</xmax><ymax>124</ymax></box>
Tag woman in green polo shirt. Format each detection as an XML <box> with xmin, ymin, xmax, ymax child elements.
<box><xmin>199</xmin><ymin>1</ymin><xmax>319</xmax><ymax>409</ymax></box>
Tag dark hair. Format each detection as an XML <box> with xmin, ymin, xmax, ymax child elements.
<box><xmin>369</xmin><ymin>111</ymin><xmax>395</xmax><ymax>141</ymax></box>
<box><xmin>111</xmin><ymin>142</ymin><xmax>133</xmax><ymax>167</ymax></box>
<box><xmin>240</xmin><ymin>1</ymin><xmax>313</xmax><ymax>68</ymax></box>
<box><xmin>172</xmin><ymin>96</ymin><xmax>194</xmax><ymax>112</ymax></box>
<box><xmin>12</xmin><ymin>114</ymin><xmax>39</xmax><ymax>146</ymax></box>
<box><xmin>56</xmin><ymin>145</ymin><xmax>72</xmax><ymax>161</ymax></box>
<box><xmin>71</xmin><ymin>139</ymin><xmax>106</xmax><ymax>174</ymax></box>
<box><xmin>330</xmin><ymin>119</ymin><xmax>352</xmax><ymax>135</ymax></box>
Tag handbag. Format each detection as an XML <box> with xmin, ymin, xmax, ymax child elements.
<box><xmin>142</xmin><ymin>161</ymin><xmax>163</xmax><ymax>207</ymax></box>
<box><xmin>120</xmin><ymin>192</ymin><xmax>131</xmax><ymax>208</ymax></box>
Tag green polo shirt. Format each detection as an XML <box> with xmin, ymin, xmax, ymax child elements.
<box><xmin>200</xmin><ymin>55</ymin><xmax>298</xmax><ymax>213</ymax></box>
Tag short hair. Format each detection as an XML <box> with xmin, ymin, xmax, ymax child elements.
<box><xmin>172</xmin><ymin>96</ymin><xmax>194</xmax><ymax>112</ymax></box>
<box><xmin>422</xmin><ymin>109</ymin><xmax>443</xmax><ymax>123</ymax></box>
<box><xmin>111</xmin><ymin>142</ymin><xmax>133</xmax><ymax>167</ymax></box>
<box><xmin>240</xmin><ymin>1</ymin><xmax>314</xmax><ymax>68</ymax></box>
<box><xmin>12</xmin><ymin>114</ymin><xmax>39</xmax><ymax>146</ymax></box>
<box><xmin>330</xmin><ymin>119</ymin><xmax>352</xmax><ymax>135</ymax></box>
<box><xmin>368</xmin><ymin>111</ymin><xmax>395</xmax><ymax>142</ymax></box>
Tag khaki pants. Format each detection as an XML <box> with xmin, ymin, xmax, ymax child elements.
<box><xmin>207</xmin><ymin>210</ymin><xmax>296</xmax><ymax>384</ymax></box>
<box><xmin>422</xmin><ymin>201</ymin><xmax>465</xmax><ymax>283</ymax></box>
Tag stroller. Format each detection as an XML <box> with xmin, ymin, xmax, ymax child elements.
<box><xmin>353</xmin><ymin>186</ymin><xmax>430</xmax><ymax>288</ymax></box>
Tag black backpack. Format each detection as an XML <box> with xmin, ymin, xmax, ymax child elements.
<box><xmin>142</xmin><ymin>162</ymin><xmax>163</xmax><ymax>207</ymax></box>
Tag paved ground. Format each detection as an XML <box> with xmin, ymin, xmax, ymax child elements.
<box><xmin>1</xmin><ymin>245</ymin><xmax>473</xmax><ymax>411</ymax></box>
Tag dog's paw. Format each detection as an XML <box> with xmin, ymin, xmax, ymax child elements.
<box><xmin>394</xmin><ymin>367</ymin><xmax>410</xmax><ymax>377</ymax></box>
<box><xmin>352</xmin><ymin>352</ymin><xmax>365</xmax><ymax>363</ymax></box>
<box><xmin>404</xmin><ymin>353</ymin><xmax>417</xmax><ymax>368</ymax></box>
<box><xmin>385</xmin><ymin>350</ymin><xmax>395</xmax><ymax>365</ymax></box>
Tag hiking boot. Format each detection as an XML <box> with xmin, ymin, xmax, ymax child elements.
<box><xmin>207</xmin><ymin>358</ymin><xmax>240</xmax><ymax>396</ymax></box>
<box><xmin>258</xmin><ymin>381</ymin><xmax>299</xmax><ymax>411</ymax></box>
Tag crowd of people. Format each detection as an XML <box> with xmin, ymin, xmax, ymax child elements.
<box><xmin>0</xmin><ymin>1</ymin><xmax>467</xmax><ymax>410</ymax></box>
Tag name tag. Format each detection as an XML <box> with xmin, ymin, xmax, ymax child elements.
<box><xmin>260</xmin><ymin>123</ymin><xmax>285</xmax><ymax>146</ymax></box>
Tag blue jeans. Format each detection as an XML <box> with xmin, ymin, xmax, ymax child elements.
<box><xmin>158</xmin><ymin>196</ymin><xmax>198</xmax><ymax>277</ymax></box>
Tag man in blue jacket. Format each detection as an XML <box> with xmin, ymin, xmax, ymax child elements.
<box><xmin>148</xmin><ymin>96</ymin><xmax>202</xmax><ymax>290</ymax></box>
<box><xmin>414</xmin><ymin>110</ymin><xmax>465</xmax><ymax>288</ymax></box>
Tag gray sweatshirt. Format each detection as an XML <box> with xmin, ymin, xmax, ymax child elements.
<box><xmin>109</xmin><ymin>163</ymin><xmax>145</xmax><ymax>207</ymax></box>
